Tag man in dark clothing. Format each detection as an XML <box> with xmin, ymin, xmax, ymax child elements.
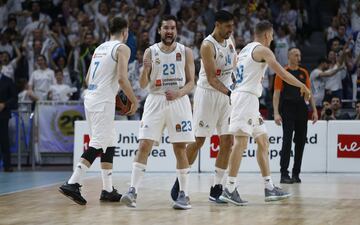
<box><xmin>273</xmin><ymin>48</ymin><xmax>318</xmax><ymax>184</ymax></box>
<box><xmin>0</xmin><ymin>73</ymin><xmax>18</xmax><ymax>172</ymax></box>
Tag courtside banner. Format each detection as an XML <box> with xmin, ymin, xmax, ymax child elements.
<box><xmin>73</xmin><ymin>121</ymin><xmax>199</xmax><ymax>172</ymax></box>
<box><xmin>38</xmin><ymin>101</ymin><xmax>85</xmax><ymax>152</ymax></box>
<box><xmin>200</xmin><ymin>121</ymin><xmax>327</xmax><ymax>172</ymax></box>
<box><xmin>327</xmin><ymin>121</ymin><xmax>360</xmax><ymax>172</ymax></box>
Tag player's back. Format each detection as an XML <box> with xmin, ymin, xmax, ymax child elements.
<box><xmin>233</xmin><ymin>42</ymin><xmax>268</xmax><ymax>97</ymax></box>
<box><xmin>85</xmin><ymin>40</ymin><xmax>122</xmax><ymax>106</ymax></box>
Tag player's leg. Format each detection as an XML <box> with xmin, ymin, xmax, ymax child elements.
<box><xmin>172</xmin><ymin>142</ymin><xmax>192</xmax><ymax>210</ymax></box>
<box><xmin>99</xmin><ymin>147</ymin><xmax>122</xmax><ymax>202</ymax></box>
<box><xmin>121</xmin><ymin>139</ymin><xmax>154</xmax><ymax>207</ymax></box>
<box><xmin>121</xmin><ymin>94</ymin><xmax>163</xmax><ymax>207</ymax></box>
<box><xmin>209</xmin><ymin>134</ymin><xmax>232</xmax><ymax>203</ymax></box>
<box><xmin>170</xmin><ymin>136</ymin><xmax>205</xmax><ymax>201</ymax></box>
<box><xmin>59</xmin><ymin>108</ymin><xmax>104</xmax><ymax>205</ymax></box>
<box><xmin>59</xmin><ymin>147</ymin><xmax>100</xmax><ymax>205</ymax></box>
<box><xmin>219</xmin><ymin>135</ymin><xmax>248</xmax><ymax>206</ymax></box>
<box><xmin>255</xmin><ymin>133</ymin><xmax>291</xmax><ymax>202</ymax></box>
<box><xmin>186</xmin><ymin>136</ymin><xmax>206</xmax><ymax>165</ymax></box>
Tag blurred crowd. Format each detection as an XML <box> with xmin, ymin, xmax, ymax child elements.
<box><xmin>0</xmin><ymin>0</ymin><xmax>359</xmax><ymax>120</ymax></box>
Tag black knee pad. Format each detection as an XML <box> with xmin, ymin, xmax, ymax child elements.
<box><xmin>101</xmin><ymin>147</ymin><xmax>115</xmax><ymax>163</ymax></box>
<box><xmin>81</xmin><ymin>147</ymin><xmax>102</xmax><ymax>164</ymax></box>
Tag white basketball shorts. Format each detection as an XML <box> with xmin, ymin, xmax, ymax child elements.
<box><xmin>229</xmin><ymin>91</ymin><xmax>267</xmax><ymax>138</ymax></box>
<box><xmin>85</xmin><ymin>101</ymin><xmax>116</xmax><ymax>151</ymax></box>
<box><xmin>193</xmin><ymin>86</ymin><xmax>232</xmax><ymax>137</ymax></box>
<box><xmin>139</xmin><ymin>94</ymin><xmax>195</xmax><ymax>144</ymax></box>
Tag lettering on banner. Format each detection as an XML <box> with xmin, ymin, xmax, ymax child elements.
<box><xmin>337</xmin><ymin>134</ymin><xmax>360</xmax><ymax>158</ymax></box>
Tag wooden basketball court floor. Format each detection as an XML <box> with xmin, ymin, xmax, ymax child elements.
<box><xmin>1</xmin><ymin>172</ymin><xmax>360</xmax><ymax>225</ymax></box>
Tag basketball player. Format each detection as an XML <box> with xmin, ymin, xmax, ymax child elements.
<box><xmin>59</xmin><ymin>17</ymin><xmax>138</xmax><ymax>205</ymax></box>
<box><xmin>170</xmin><ymin>10</ymin><xmax>236</xmax><ymax>203</ymax></box>
<box><xmin>121</xmin><ymin>15</ymin><xmax>195</xmax><ymax>210</ymax></box>
<box><xmin>219</xmin><ymin>20</ymin><xmax>311</xmax><ymax>205</ymax></box>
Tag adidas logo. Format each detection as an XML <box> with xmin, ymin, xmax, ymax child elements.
<box><xmin>77</xmin><ymin>165</ymin><xmax>82</xmax><ymax>169</ymax></box>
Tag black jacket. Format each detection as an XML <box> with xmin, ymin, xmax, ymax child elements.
<box><xmin>0</xmin><ymin>74</ymin><xmax>18</xmax><ymax>119</ymax></box>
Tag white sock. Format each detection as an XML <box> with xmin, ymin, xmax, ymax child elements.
<box><xmin>177</xmin><ymin>168</ymin><xmax>190</xmax><ymax>196</ymax></box>
<box><xmin>213</xmin><ymin>167</ymin><xmax>226</xmax><ymax>186</ymax></box>
<box><xmin>101</xmin><ymin>169</ymin><xmax>113</xmax><ymax>192</ymax></box>
<box><xmin>68</xmin><ymin>162</ymin><xmax>89</xmax><ymax>184</ymax></box>
<box><xmin>226</xmin><ymin>176</ymin><xmax>237</xmax><ymax>193</ymax></box>
<box><xmin>264</xmin><ymin>176</ymin><xmax>274</xmax><ymax>190</ymax></box>
<box><xmin>131</xmin><ymin>162</ymin><xmax>146</xmax><ymax>193</ymax></box>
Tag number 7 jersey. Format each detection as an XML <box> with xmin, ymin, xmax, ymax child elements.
<box><xmin>85</xmin><ymin>40</ymin><xmax>123</xmax><ymax>106</ymax></box>
<box><xmin>233</xmin><ymin>42</ymin><xmax>268</xmax><ymax>97</ymax></box>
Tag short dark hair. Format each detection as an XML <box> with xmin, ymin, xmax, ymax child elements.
<box><xmin>158</xmin><ymin>15</ymin><xmax>177</xmax><ymax>29</ymax></box>
<box><xmin>255</xmin><ymin>20</ymin><xmax>273</xmax><ymax>36</ymax></box>
<box><xmin>318</xmin><ymin>57</ymin><xmax>329</xmax><ymax>64</ymax></box>
<box><xmin>215</xmin><ymin>10</ymin><xmax>233</xmax><ymax>23</ymax></box>
<box><xmin>109</xmin><ymin>17</ymin><xmax>128</xmax><ymax>35</ymax></box>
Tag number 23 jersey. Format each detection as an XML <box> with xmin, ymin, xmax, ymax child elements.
<box><xmin>148</xmin><ymin>42</ymin><xmax>186</xmax><ymax>94</ymax></box>
<box><xmin>233</xmin><ymin>42</ymin><xmax>268</xmax><ymax>97</ymax></box>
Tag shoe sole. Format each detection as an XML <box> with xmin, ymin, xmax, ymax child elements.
<box><xmin>99</xmin><ymin>196</ymin><xmax>122</xmax><ymax>202</ymax></box>
<box><xmin>172</xmin><ymin>202</ymin><xmax>192</xmax><ymax>210</ymax></box>
<box><xmin>265</xmin><ymin>193</ymin><xmax>291</xmax><ymax>202</ymax></box>
<box><xmin>120</xmin><ymin>195</ymin><xmax>136</xmax><ymax>208</ymax></box>
<box><xmin>218</xmin><ymin>195</ymin><xmax>248</xmax><ymax>206</ymax></box>
<box><xmin>209</xmin><ymin>196</ymin><xmax>228</xmax><ymax>204</ymax></box>
<box><xmin>59</xmin><ymin>188</ymin><xmax>86</xmax><ymax>205</ymax></box>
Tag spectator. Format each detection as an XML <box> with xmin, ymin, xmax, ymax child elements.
<box><xmin>350</xmin><ymin>1</ymin><xmax>360</xmax><ymax>33</ymax></box>
<box><xmin>310</xmin><ymin>57</ymin><xmax>345</xmax><ymax>108</ymax></box>
<box><xmin>28</xmin><ymin>55</ymin><xmax>56</xmax><ymax>101</ymax></box>
<box><xmin>331</xmin><ymin>96</ymin><xmax>351</xmax><ymax>119</ymax></box>
<box><xmin>324</xmin><ymin>50</ymin><xmax>347</xmax><ymax>99</ymax></box>
<box><xmin>326</xmin><ymin>17</ymin><xmax>339</xmax><ymax>41</ymax></box>
<box><xmin>48</xmin><ymin>69</ymin><xmax>76</xmax><ymax>101</ymax></box>
<box><xmin>274</xmin><ymin>25</ymin><xmax>294</xmax><ymax>66</ymax></box>
<box><xmin>0</xmin><ymin>42</ymin><xmax>21</xmax><ymax>80</ymax></box>
<box><xmin>320</xmin><ymin>99</ymin><xmax>336</xmax><ymax>120</ymax></box>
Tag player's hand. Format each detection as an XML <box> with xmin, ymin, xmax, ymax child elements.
<box><xmin>300</xmin><ymin>84</ymin><xmax>311</xmax><ymax>101</ymax></box>
<box><xmin>312</xmin><ymin>111</ymin><xmax>318</xmax><ymax>124</ymax></box>
<box><xmin>274</xmin><ymin>113</ymin><xmax>282</xmax><ymax>126</ymax></box>
<box><xmin>165</xmin><ymin>90</ymin><xmax>181</xmax><ymax>101</ymax></box>
<box><xmin>126</xmin><ymin>100</ymin><xmax>139</xmax><ymax>116</ymax></box>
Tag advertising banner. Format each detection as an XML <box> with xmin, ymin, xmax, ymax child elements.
<box><xmin>200</xmin><ymin>121</ymin><xmax>327</xmax><ymax>173</ymax></box>
<box><xmin>73</xmin><ymin>121</ymin><xmax>199</xmax><ymax>172</ymax></box>
<box><xmin>38</xmin><ymin>101</ymin><xmax>85</xmax><ymax>152</ymax></box>
<box><xmin>327</xmin><ymin>121</ymin><xmax>360</xmax><ymax>172</ymax></box>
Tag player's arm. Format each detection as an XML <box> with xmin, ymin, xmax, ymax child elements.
<box><xmin>116</xmin><ymin>44</ymin><xmax>138</xmax><ymax>114</ymax></box>
<box><xmin>178</xmin><ymin>47</ymin><xmax>195</xmax><ymax>96</ymax></box>
<box><xmin>84</xmin><ymin>69</ymin><xmax>90</xmax><ymax>87</ymax></box>
<box><xmin>253</xmin><ymin>46</ymin><xmax>311</xmax><ymax>100</ymax></box>
<box><xmin>139</xmin><ymin>48</ymin><xmax>152</xmax><ymax>89</ymax></box>
<box><xmin>201</xmin><ymin>41</ymin><xmax>231</xmax><ymax>96</ymax></box>
<box><xmin>272</xmin><ymin>75</ymin><xmax>282</xmax><ymax>125</ymax></box>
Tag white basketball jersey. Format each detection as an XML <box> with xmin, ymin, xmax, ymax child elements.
<box><xmin>197</xmin><ymin>35</ymin><xmax>236</xmax><ymax>90</ymax></box>
<box><xmin>233</xmin><ymin>42</ymin><xmax>268</xmax><ymax>97</ymax></box>
<box><xmin>85</xmin><ymin>40</ymin><xmax>123</xmax><ymax>107</ymax></box>
<box><xmin>148</xmin><ymin>42</ymin><xmax>186</xmax><ymax>94</ymax></box>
